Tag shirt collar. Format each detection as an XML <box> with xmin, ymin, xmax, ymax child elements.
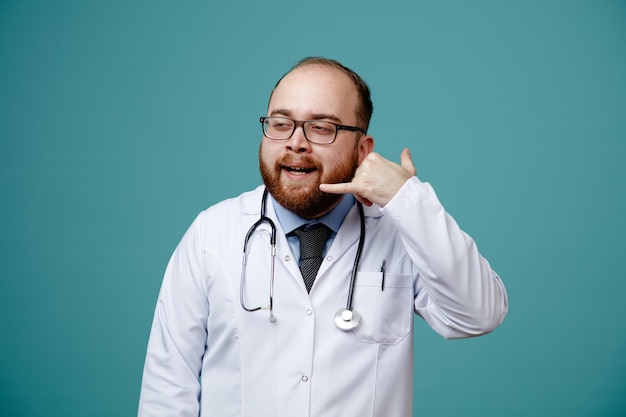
<box><xmin>270</xmin><ymin>192</ymin><xmax>355</xmax><ymax>234</ymax></box>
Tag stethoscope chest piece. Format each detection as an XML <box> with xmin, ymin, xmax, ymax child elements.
<box><xmin>335</xmin><ymin>308</ymin><xmax>360</xmax><ymax>331</ymax></box>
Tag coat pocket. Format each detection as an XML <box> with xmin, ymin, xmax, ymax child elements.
<box><xmin>350</xmin><ymin>272</ymin><xmax>413</xmax><ymax>345</ymax></box>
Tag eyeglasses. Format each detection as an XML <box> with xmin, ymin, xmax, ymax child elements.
<box><xmin>260</xmin><ymin>116</ymin><xmax>366</xmax><ymax>144</ymax></box>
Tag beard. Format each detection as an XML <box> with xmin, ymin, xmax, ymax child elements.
<box><xmin>259</xmin><ymin>146</ymin><xmax>359</xmax><ymax>219</ymax></box>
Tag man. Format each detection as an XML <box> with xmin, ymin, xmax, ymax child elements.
<box><xmin>138</xmin><ymin>57</ymin><xmax>508</xmax><ymax>417</ymax></box>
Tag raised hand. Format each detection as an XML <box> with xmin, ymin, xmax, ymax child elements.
<box><xmin>320</xmin><ymin>148</ymin><xmax>417</xmax><ymax>207</ymax></box>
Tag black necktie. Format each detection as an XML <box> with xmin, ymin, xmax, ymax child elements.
<box><xmin>291</xmin><ymin>224</ymin><xmax>331</xmax><ymax>293</ymax></box>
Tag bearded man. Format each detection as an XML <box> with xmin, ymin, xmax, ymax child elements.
<box><xmin>138</xmin><ymin>57</ymin><xmax>508</xmax><ymax>417</ymax></box>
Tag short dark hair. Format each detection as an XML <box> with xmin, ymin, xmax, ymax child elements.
<box><xmin>270</xmin><ymin>57</ymin><xmax>373</xmax><ymax>132</ymax></box>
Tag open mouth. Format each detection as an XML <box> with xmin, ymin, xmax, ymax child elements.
<box><xmin>283</xmin><ymin>166</ymin><xmax>316</xmax><ymax>174</ymax></box>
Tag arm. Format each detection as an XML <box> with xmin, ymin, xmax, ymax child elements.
<box><xmin>138</xmin><ymin>216</ymin><xmax>208</xmax><ymax>416</ymax></box>
<box><xmin>320</xmin><ymin>149</ymin><xmax>508</xmax><ymax>338</ymax></box>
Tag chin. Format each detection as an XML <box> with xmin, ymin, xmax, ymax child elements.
<box><xmin>270</xmin><ymin>178</ymin><xmax>341</xmax><ymax>219</ymax></box>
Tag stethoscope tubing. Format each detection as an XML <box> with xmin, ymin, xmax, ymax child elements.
<box><xmin>241</xmin><ymin>188</ymin><xmax>364</xmax><ymax>329</ymax></box>
<box><xmin>345</xmin><ymin>202</ymin><xmax>365</xmax><ymax>312</ymax></box>
<box><xmin>240</xmin><ymin>189</ymin><xmax>277</xmax><ymax>317</ymax></box>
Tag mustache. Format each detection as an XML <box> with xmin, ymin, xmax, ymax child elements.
<box><xmin>276</xmin><ymin>155</ymin><xmax>322</xmax><ymax>170</ymax></box>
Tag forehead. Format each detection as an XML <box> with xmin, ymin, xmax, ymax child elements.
<box><xmin>269</xmin><ymin>64</ymin><xmax>359</xmax><ymax>123</ymax></box>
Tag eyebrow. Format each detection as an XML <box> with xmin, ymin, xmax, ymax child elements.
<box><xmin>270</xmin><ymin>109</ymin><xmax>342</xmax><ymax>124</ymax></box>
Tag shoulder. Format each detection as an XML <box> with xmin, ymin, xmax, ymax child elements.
<box><xmin>197</xmin><ymin>185</ymin><xmax>264</xmax><ymax>221</ymax></box>
<box><xmin>182</xmin><ymin>186</ymin><xmax>264</xmax><ymax>249</ymax></box>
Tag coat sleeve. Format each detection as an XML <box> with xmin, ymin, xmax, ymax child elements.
<box><xmin>138</xmin><ymin>214</ymin><xmax>209</xmax><ymax>416</ymax></box>
<box><xmin>380</xmin><ymin>177</ymin><xmax>508</xmax><ymax>339</ymax></box>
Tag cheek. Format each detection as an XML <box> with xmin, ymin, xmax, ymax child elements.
<box><xmin>259</xmin><ymin>141</ymin><xmax>275</xmax><ymax>163</ymax></box>
<box><xmin>326</xmin><ymin>143</ymin><xmax>357</xmax><ymax>166</ymax></box>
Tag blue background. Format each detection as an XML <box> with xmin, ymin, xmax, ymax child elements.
<box><xmin>1</xmin><ymin>1</ymin><xmax>625</xmax><ymax>416</ymax></box>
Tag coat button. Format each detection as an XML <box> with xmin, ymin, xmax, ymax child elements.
<box><xmin>302</xmin><ymin>376</ymin><xmax>309</xmax><ymax>382</ymax></box>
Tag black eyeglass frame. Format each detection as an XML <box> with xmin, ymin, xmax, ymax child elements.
<box><xmin>260</xmin><ymin>116</ymin><xmax>366</xmax><ymax>144</ymax></box>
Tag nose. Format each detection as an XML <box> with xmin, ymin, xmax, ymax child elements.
<box><xmin>286</xmin><ymin>124</ymin><xmax>311</xmax><ymax>153</ymax></box>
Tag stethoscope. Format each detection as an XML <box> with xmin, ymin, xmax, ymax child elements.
<box><xmin>240</xmin><ymin>188</ymin><xmax>365</xmax><ymax>331</ymax></box>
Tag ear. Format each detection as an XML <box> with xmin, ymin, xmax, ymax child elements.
<box><xmin>357</xmin><ymin>134</ymin><xmax>374</xmax><ymax>164</ymax></box>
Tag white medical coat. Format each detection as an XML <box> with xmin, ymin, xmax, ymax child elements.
<box><xmin>138</xmin><ymin>178</ymin><xmax>508</xmax><ymax>417</ymax></box>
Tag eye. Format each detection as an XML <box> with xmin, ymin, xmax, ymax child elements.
<box><xmin>308</xmin><ymin>122</ymin><xmax>335</xmax><ymax>135</ymax></box>
<box><xmin>269</xmin><ymin>118</ymin><xmax>294</xmax><ymax>131</ymax></box>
